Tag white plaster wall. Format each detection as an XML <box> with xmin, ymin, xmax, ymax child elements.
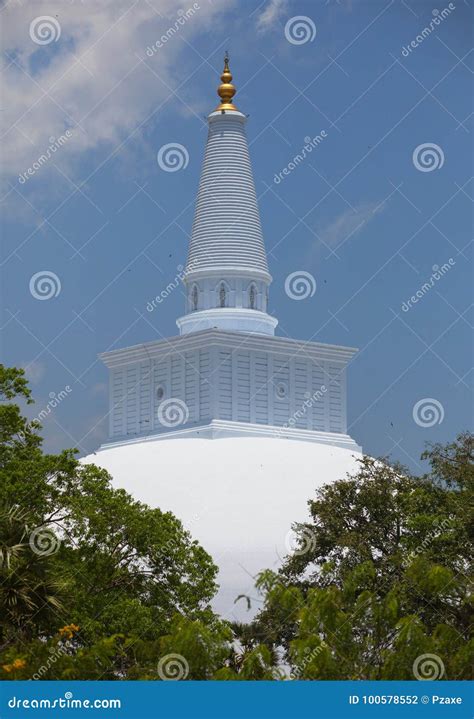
<box><xmin>109</xmin><ymin>345</ymin><xmax>347</xmax><ymax>440</ymax></box>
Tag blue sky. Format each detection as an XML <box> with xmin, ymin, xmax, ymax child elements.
<box><xmin>1</xmin><ymin>0</ymin><xmax>472</xmax><ymax>473</ymax></box>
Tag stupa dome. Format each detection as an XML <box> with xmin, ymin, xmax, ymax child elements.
<box><xmin>83</xmin><ymin>437</ymin><xmax>360</xmax><ymax>619</ymax></box>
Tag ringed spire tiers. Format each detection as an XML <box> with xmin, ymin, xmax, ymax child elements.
<box><xmin>177</xmin><ymin>57</ymin><xmax>277</xmax><ymax>336</ymax></box>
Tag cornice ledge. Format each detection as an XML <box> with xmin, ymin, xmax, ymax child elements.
<box><xmin>100</xmin><ymin>329</ymin><xmax>358</xmax><ymax>367</ymax></box>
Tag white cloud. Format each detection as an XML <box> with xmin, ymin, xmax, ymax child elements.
<box><xmin>256</xmin><ymin>0</ymin><xmax>289</xmax><ymax>34</ymax></box>
<box><xmin>22</xmin><ymin>359</ymin><xmax>46</xmax><ymax>384</ymax></box>
<box><xmin>0</xmin><ymin>0</ymin><xmax>234</xmax><ymax>186</ymax></box>
<box><xmin>318</xmin><ymin>200</ymin><xmax>387</xmax><ymax>249</ymax></box>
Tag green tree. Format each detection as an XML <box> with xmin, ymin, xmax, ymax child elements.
<box><xmin>0</xmin><ymin>505</ymin><xmax>65</xmax><ymax>641</ymax></box>
<box><xmin>2</xmin><ymin>364</ymin><xmax>472</xmax><ymax>681</ymax></box>
<box><xmin>255</xmin><ymin>435</ymin><xmax>473</xmax><ymax>680</ymax></box>
<box><xmin>0</xmin><ymin>365</ymin><xmax>220</xmax><ymax>678</ymax></box>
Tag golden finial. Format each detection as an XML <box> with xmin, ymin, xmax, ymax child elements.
<box><xmin>216</xmin><ymin>52</ymin><xmax>237</xmax><ymax>111</ymax></box>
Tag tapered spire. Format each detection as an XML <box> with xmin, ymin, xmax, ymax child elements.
<box><xmin>216</xmin><ymin>52</ymin><xmax>237</xmax><ymax>111</ymax></box>
<box><xmin>177</xmin><ymin>58</ymin><xmax>277</xmax><ymax>337</ymax></box>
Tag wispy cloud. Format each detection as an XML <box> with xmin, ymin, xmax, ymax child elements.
<box><xmin>256</xmin><ymin>0</ymin><xmax>289</xmax><ymax>34</ymax></box>
<box><xmin>0</xmin><ymin>0</ymin><xmax>234</xmax><ymax>187</ymax></box>
<box><xmin>22</xmin><ymin>359</ymin><xmax>46</xmax><ymax>385</ymax></box>
<box><xmin>317</xmin><ymin>200</ymin><xmax>388</xmax><ymax>250</ymax></box>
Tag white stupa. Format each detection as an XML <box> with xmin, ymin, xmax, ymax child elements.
<box><xmin>83</xmin><ymin>58</ymin><xmax>362</xmax><ymax>619</ymax></box>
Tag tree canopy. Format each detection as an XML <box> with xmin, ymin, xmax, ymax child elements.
<box><xmin>0</xmin><ymin>364</ymin><xmax>472</xmax><ymax>680</ymax></box>
<box><xmin>254</xmin><ymin>439</ymin><xmax>473</xmax><ymax>680</ymax></box>
<box><xmin>0</xmin><ymin>365</ymin><xmax>228</xmax><ymax>678</ymax></box>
